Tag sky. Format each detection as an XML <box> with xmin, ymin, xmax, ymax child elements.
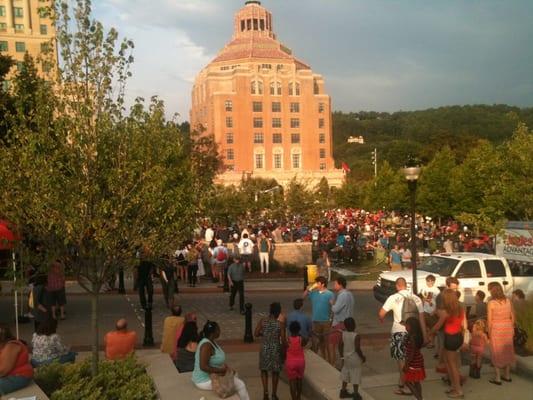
<box><xmin>92</xmin><ymin>0</ymin><xmax>533</xmax><ymax>122</ymax></box>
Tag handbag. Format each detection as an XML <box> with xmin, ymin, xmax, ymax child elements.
<box><xmin>210</xmin><ymin>369</ymin><xmax>236</xmax><ymax>399</ymax></box>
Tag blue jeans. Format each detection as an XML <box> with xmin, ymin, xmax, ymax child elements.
<box><xmin>31</xmin><ymin>351</ymin><xmax>77</xmax><ymax>367</ymax></box>
<box><xmin>0</xmin><ymin>375</ymin><xmax>32</xmax><ymax>395</ymax></box>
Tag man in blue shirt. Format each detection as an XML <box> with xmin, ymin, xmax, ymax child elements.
<box><xmin>286</xmin><ymin>298</ymin><xmax>312</xmax><ymax>344</ymax></box>
<box><xmin>303</xmin><ymin>276</ymin><xmax>334</xmax><ymax>360</ymax></box>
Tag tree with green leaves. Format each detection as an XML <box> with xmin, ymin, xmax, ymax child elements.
<box><xmin>0</xmin><ymin>0</ymin><xmax>212</xmax><ymax>376</ymax></box>
<box><xmin>416</xmin><ymin>146</ymin><xmax>456</xmax><ymax>219</ymax></box>
<box><xmin>364</xmin><ymin>161</ymin><xmax>408</xmax><ymax>211</ymax></box>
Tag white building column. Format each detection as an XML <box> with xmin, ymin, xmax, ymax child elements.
<box><xmin>23</xmin><ymin>0</ymin><xmax>32</xmax><ymax>33</ymax></box>
<box><xmin>5</xmin><ymin>0</ymin><xmax>14</xmax><ymax>32</ymax></box>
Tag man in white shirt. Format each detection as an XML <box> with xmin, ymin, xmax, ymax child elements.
<box><xmin>204</xmin><ymin>225</ymin><xmax>214</xmax><ymax>243</ymax></box>
<box><xmin>238</xmin><ymin>233</ymin><xmax>254</xmax><ymax>273</ymax></box>
<box><xmin>378</xmin><ymin>278</ymin><xmax>427</xmax><ymax>396</ymax></box>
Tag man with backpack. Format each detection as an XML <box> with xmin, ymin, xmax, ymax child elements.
<box><xmin>213</xmin><ymin>239</ymin><xmax>228</xmax><ymax>286</ymax></box>
<box><xmin>378</xmin><ymin>277</ymin><xmax>427</xmax><ymax>396</ymax></box>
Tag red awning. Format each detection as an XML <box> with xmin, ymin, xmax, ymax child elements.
<box><xmin>0</xmin><ymin>220</ymin><xmax>21</xmax><ymax>250</ymax></box>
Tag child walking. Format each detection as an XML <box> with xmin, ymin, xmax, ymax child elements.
<box><xmin>403</xmin><ymin>317</ymin><xmax>426</xmax><ymax>400</ymax></box>
<box><xmin>285</xmin><ymin>321</ymin><xmax>305</xmax><ymax>400</ymax></box>
<box><xmin>339</xmin><ymin>317</ymin><xmax>365</xmax><ymax>400</ymax></box>
<box><xmin>469</xmin><ymin>319</ymin><xmax>489</xmax><ymax>379</ymax></box>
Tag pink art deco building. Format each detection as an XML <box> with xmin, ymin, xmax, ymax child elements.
<box><xmin>190</xmin><ymin>1</ymin><xmax>344</xmax><ymax>187</ymax></box>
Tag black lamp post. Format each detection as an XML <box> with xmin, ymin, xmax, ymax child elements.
<box><xmin>403</xmin><ymin>160</ymin><xmax>421</xmax><ymax>294</ymax></box>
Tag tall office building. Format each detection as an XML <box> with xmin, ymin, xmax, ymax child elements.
<box><xmin>190</xmin><ymin>1</ymin><xmax>343</xmax><ymax>187</ymax></box>
<box><xmin>0</xmin><ymin>0</ymin><xmax>56</xmax><ymax>90</ymax></box>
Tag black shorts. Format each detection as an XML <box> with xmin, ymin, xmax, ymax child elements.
<box><xmin>45</xmin><ymin>288</ymin><xmax>67</xmax><ymax>306</ymax></box>
<box><xmin>240</xmin><ymin>254</ymin><xmax>252</xmax><ymax>262</ymax></box>
<box><xmin>444</xmin><ymin>333</ymin><xmax>463</xmax><ymax>351</ymax></box>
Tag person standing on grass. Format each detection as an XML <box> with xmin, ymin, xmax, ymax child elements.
<box><xmin>303</xmin><ymin>276</ymin><xmax>334</xmax><ymax>361</ymax></box>
<box><xmin>329</xmin><ymin>277</ymin><xmax>354</xmax><ymax>367</ymax></box>
<box><xmin>402</xmin><ymin>317</ymin><xmax>426</xmax><ymax>400</ymax></box>
<box><xmin>227</xmin><ymin>256</ymin><xmax>245</xmax><ymax>314</ymax></box>
<box><xmin>339</xmin><ymin>317</ymin><xmax>365</xmax><ymax>400</ymax></box>
<box><xmin>285</xmin><ymin>321</ymin><xmax>305</xmax><ymax>400</ymax></box>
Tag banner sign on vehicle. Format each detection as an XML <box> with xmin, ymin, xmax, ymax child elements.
<box><xmin>496</xmin><ymin>221</ymin><xmax>533</xmax><ymax>263</ymax></box>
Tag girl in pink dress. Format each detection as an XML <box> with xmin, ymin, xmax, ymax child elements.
<box><xmin>285</xmin><ymin>321</ymin><xmax>305</xmax><ymax>400</ymax></box>
<box><xmin>469</xmin><ymin>319</ymin><xmax>488</xmax><ymax>379</ymax></box>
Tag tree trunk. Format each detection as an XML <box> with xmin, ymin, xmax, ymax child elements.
<box><xmin>91</xmin><ymin>284</ymin><xmax>99</xmax><ymax>376</ymax></box>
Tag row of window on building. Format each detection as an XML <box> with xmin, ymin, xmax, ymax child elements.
<box><xmin>0</xmin><ymin>41</ymin><xmax>50</xmax><ymax>52</ymax></box>
<box><xmin>239</xmin><ymin>16</ymin><xmax>272</xmax><ymax>33</ymax></box>
<box><xmin>250</xmin><ymin>80</ymin><xmax>320</xmax><ymax>95</ymax></box>
<box><xmin>224</xmin><ymin>100</ymin><xmax>325</xmax><ymax>114</ymax></box>
<box><xmin>225</xmin><ymin>116</ymin><xmax>325</xmax><ymax>130</ymax></box>
<box><xmin>0</xmin><ymin>4</ymin><xmax>51</xmax><ymax>21</ymax></box>
<box><xmin>225</xmin><ymin>132</ymin><xmax>326</xmax><ymax>145</ymax></box>
<box><xmin>225</xmin><ymin>153</ymin><xmax>327</xmax><ymax>171</ymax></box>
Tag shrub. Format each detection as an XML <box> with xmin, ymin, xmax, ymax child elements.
<box><xmin>34</xmin><ymin>355</ymin><xmax>157</xmax><ymax>400</ymax></box>
<box><xmin>515</xmin><ymin>299</ymin><xmax>533</xmax><ymax>352</ymax></box>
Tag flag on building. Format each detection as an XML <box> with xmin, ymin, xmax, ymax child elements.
<box><xmin>341</xmin><ymin>162</ymin><xmax>351</xmax><ymax>174</ymax></box>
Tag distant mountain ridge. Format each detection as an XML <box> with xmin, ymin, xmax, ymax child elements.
<box><xmin>332</xmin><ymin>104</ymin><xmax>533</xmax><ymax>180</ymax></box>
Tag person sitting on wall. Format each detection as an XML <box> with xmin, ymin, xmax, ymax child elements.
<box><xmin>104</xmin><ymin>318</ymin><xmax>137</xmax><ymax>360</ymax></box>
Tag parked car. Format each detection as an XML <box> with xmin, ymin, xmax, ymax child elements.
<box><xmin>373</xmin><ymin>252</ymin><xmax>533</xmax><ymax>306</ymax></box>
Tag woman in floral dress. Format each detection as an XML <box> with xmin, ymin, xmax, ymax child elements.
<box><xmin>255</xmin><ymin>302</ymin><xmax>286</xmax><ymax>400</ymax></box>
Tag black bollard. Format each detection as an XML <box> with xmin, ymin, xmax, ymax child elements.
<box><xmin>303</xmin><ymin>266</ymin><xmax>309</xmax><ymax>291</ymax></box>
<box><xmin>118</xmin><ymin>267</ymin><xmax>125</xmax><ymax>294</ymax></box>
<box><xmin>143</xmin><ymin>307</ymin><xmax>154</xmax><ymax>347</ymax></box>
<box><xmin>243</xmin><ymin>302</ymin><xmax>253</xmax><ymax>343</ymax></box>
<box><xmin>223</xmin><ymin>264</ymin><xmax>229</xmax><ymax>292</ymax></box>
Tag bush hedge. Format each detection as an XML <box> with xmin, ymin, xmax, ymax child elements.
<box><xmin>34</xmin><ymin>355</ymin><xmax>157</xmax><ymax>400</ymax></box>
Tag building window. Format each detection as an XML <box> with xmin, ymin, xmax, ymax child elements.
<box><xmin>40</xmin><ymin>42</ymin><xmax>50</xmax><ymax>53</ymax></box>
<box><xmin>290</xmin><ymin>118</ymin><xmax>300</xmax><ymax>129</ymax></box>
<box><xmin>40</xmin><ymin>24</ymin><xmax>48</xmax><ymax>35</ymax></box>
<box><xmin>261</xmin><ymin>63</ymin><xmax>271</xmax><ymax>69</ymax></box>
<box><xmin>226</xmin><ymin>149</ymin><xmax>234</xmax><ymax>161</ymax></box>
<box><xmin>318</xmin><ymin>118</ymin><xmax>325</xmax><ymax>129</ymax></box>
<box><xmin>16</xmin><ymin>61</ymin><xmax>24</xmax><ymax>72</ymax></box>
<box><xmin>251</xmin><ymin>80</ymin><xmax>263</xmax><ymax>95</ymax></box>
<box><xmin>289</xmin><ymin>82</ymin><xmax>300</xmax><ymax>96</ymax></box>
<box><xmin>319</xmin><ymin>133</ymin><xmax>325</xmax><ymax>144</ymax></box>
<box><xmin>247</xmin><ymin>19</ymin><xmax>251</xmax><ymax>30</ymax></box>
<box><xmin>271</xmin><ymin>102</ymin><xmax>281</xmax><ymax>113</ymax></box>
<box><xmin>241</xmin><ymin>20</ymin><xmax>245</xmax><ymax>32</ymax></box>
<box><xmin>0</xmin><ymin>23</ymin><xmax>6</xmax><ymax>31</ymax></box>
<box><xmin>0</xmin><ymin>41</ymin><xmax>8</xmax><ymax>52</ymax></box>
<box><xmin>290</xmin><ymin>102</ymin><xmax>300</xmax><ymax>113</ymax></box>
<box><xmin>272</xmin><ymin>118</ymin><xmax>281</xmax><ymax>128</ymax></box>
<box><xmin>226</xmin><ymin>116</ymin><xmax>233</xmax><ymax>128</ymax></box>
<box><xmin>15</xmin><ymin>42</ymin><xmax>26</xmax><ymax>53</ymax></box>
<box><xmin>14</xmin><ymin>7</ymin><xmax>23</xmax><ymax>18</ymax></box>
<box><xmin>226</xmin><ymin>133</ymin><xmax>234</xmax><ymax>144</ymax></box>
<box><xmin>260</xmin><ymin>19</ymin><xmax>265</xmax><ymax>31</ymax></box>
<box><xmin>14</xmin><ymin>24</ymin><xmax>24</xmax><ymax>31</ymax></box>
<box><xmin>292</xmin><ymin>153</ymin><xmax>301</xmax><ymax>169</ymax></box>
<box><xmin>0</xmin><ymin>6</ymin><xmax>5</xmax><ymax>17</ymax></box>
<box><xmin>273</xmin><ymin>153</ymin><xmax>282</xmax><ymax>169</ymax></box>
<box><xmin>273</xmin><ymin>133</ymin><xmax>282</xmax><ymax>144</ymax></box>
<box><xmin>253</xmin><ymin>117</ymin><xmax>263</xmax><ymax>128</ymax></box>
<box><xmin>318</xmin><ymin>102</ymin><xmax>325</xmax><ymax>113</ymax></box>
<box><xmin>291</xmin><ymin>133</ymin><xmax>300</xmax><ymax>144</ymax></box>
<box><xmin>38</xmin><ymin>7</ymin><xmax>50</xmax><ymax>18</ymax></box>
<box><xmin>319</xmin><ymin>149</ymin><xmax>326</xmax><ymax>158</ymax></box>
<box><xmin>269</xmin><ymin>81</ymin><xmax>281</xmax><ymax>96</ymax></box>
<box><xmin>227</xmin><ymin>164</ymin><xmax>235</xmax><ymax>171</ymax></box>
<box><xmin>252</xmin><ymin>101</ymin><xmax>262</xmax><ymax>112</ymax></box>
<box><xmin>255</xmin><ymin>153</ymin><xmax>264</xmax><ymax>169</ymax></box>
<box><xmin>225</xmin><ymin>100</ymin><xmax>232</xmax><ymax>112</ymax></box>
<box><xmin>320</xmin><ymin>163</ymin><xmax>326</xmax><ymax>170</ymax></box>
<box><xmin>254</xmin><ymin>132</ymin><xmax>264</xmax><ymax>144</ymax></box>
<box><xmin>314</xmin><ymin>79</ymin><xmax>320</xmax><ymax>94</ymax></box>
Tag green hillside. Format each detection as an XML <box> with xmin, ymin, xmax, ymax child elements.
<box><xmin>332</xmin><ymin>105</ymin><xmax>533</xmax><ymax>180</ymax></box>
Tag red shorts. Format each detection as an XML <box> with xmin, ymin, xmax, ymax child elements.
<box><xmin>285</xmin><ymin>358</ymin><xmax>305</xmax><ymax>380</ymax></box>
<box><xmin>328</xmin><ymin>322</ymin><xmax>345</xmax><ymax>346</ymax></box>
<box><xmin>404</xmin><ymin>367</ymin><xmax>426</xmax><ymax>383</ymax></box>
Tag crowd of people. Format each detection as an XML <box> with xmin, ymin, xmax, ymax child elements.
<box><xmin>378</xmin><ymin>275</ymin><xmax>523</xmax><ymax>399</ymax></box>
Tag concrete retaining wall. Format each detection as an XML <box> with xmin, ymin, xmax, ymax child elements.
<box><xmin>272</xmin><ymin>242</ymin><xmax>312</xmax><ymax>267</ymax></box>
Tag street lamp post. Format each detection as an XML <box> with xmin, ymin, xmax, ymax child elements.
<box><xmin>403</xmin><ymin>161</ymin><xmax>421</xmax><ymax>294</ymax></box>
